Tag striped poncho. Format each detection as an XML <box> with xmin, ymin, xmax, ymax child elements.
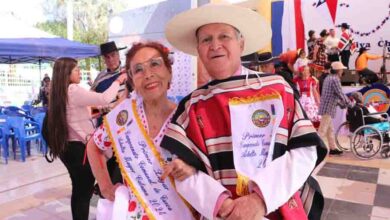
<box><xmin>161</xmin><ymin>67</ymin><xmax>327</xmax><ymax>220</ymax></box>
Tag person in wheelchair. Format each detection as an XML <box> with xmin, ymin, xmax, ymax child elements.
<box><xmin>347</xmin><ymin>92</ymin><xmax>389</xmax><ymax>133</ymax></box>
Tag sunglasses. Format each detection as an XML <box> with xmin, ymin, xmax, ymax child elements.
<box><xmin>129</xmin><ymin>57</ymin><xmax>164</xmax><ymax>76</ymax></box>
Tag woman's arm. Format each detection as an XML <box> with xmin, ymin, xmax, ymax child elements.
<box><xmin>86</xmin><ymin>138</ymin><xmax>119</xmax><ymax>201</ymax></box>
<box><xmin>313</xmin><ymin>81</ymin><xmax>321</xmax><ymax>104</ymax></box>
<box><xmin>69</xmin><ymin>73</ymin><xmax>127</xmax><ymax>107</ymax></box>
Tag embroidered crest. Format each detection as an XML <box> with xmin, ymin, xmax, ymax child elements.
<box><xmin>116</xmin><ymin>110</ymin><xmax>128</xmax><ymax>126</ymax></box>
<box><xmin>251</xmin><ymin>109</ymin><xmax>271</xmax><ymax>128</ymax></box>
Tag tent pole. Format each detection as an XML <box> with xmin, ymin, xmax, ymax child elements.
<box><xmin>39</xmin><ymin>59</ymin><xmax>42</xmax><ymax>81</ymax></box>
<box><xmin>98</xmin><ymin>56</ymin><xmax>102</xmax><ymax>71</ymax></box>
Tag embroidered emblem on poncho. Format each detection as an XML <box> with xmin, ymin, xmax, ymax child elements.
<box><xmin>251</xmin><ymin>109</ymin><xmax>270</xmax><ymax>128</ymax></box>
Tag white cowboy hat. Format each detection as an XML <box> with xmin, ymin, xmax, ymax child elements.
<box><xmin>165</xmin><ymin>3</ymin><xmax>272</xmax><ymax>56</ymax></box>
<box><xmin>331</xmin><ymin>61</ymin><xmax>347</xmax><ymax>70</ymax></box>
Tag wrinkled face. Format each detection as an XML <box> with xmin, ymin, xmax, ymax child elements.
<box><xmin>103</xmin><ymin>51</ymin><xmax>120</xmax><ymax>71</ymax></box>
<box><xmin>129</xmin><ymin>47</ymin><xmax>171</xmax><ymax>102</ymax></box>
<box><xmin>196</xmin><ymin>23</ymin><xmax>244</xmax><ymax>80</ymax></box>
<box><xmin>69</xmin><ymin>65</ymin><xmax>81</xmax><ymax>84</ymax></box>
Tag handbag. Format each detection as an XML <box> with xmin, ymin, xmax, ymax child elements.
<box><xmin>279</xmin><ymin>192</ymin><xmax>308</xmax><ymax>220</ymax></box>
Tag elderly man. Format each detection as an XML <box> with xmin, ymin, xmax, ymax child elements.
<box><xmin>318</xmin><ymin>61</ymin><xmax>352</xmax><ymax>155</ymax></box>
<box><xmin>91</xmin><ymin>41</ymin><xmax>128</xmax><ymax>122</ymax></box>
<box><xmin>90</xmin><ymin>41</ymin><xmax>129</xmax><ymax>197</ymax></box>
<box><xmin>161</xmin><ymin>3</ymin><xmax>327</xmax><ymax>220</ymax></box>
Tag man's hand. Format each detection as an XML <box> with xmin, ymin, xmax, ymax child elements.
<box><xmin>100</xmin><ymin>182</ymin><xmax>122</xmax><ymax>201</ymax></box>
<box><xmin>226</xmin><ymin>193</ymin><xmax>266</xmax><ymax>220</ymax></box>
<box><xmin>218</xmin><ymin>198</ymin><xmax>235</xmax><ymax>218</ymax></box>
<box><xmin>161</xmin><ymin>158</ymin><xmax>196</xmax><ymax>181</ymax></box>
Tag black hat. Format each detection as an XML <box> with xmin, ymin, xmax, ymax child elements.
<box><xmin>100</xmin><ymin>41</ymin><xmax>127</xmax><ymax>55</ymax></box>
<box><xmin>341</xmin><ymin>23</ymin><xmax>349</xmax><ymax>29</ymax></box>
<box><xmin>258</xmin><ymin>52</ymin><xmax>279</xmax><ymax>64</ymax></box>
<box><xmin>241</xmin><ymin>52</ymin><xmax>259</xmax><ymax>64</ymax></box>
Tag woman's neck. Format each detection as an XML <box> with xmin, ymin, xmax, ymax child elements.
<box><xmin>143</xmin><ymin>96</ymin><xmax>175</xmax><ymax>118</ymax></box>
<box><xmin>301</xmin><ymin>75</ymin><xmax>309</xmax><ymax>80</ymax></box>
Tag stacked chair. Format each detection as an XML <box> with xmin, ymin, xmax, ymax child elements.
<box><xmin>0</xmin><ymin>105</ymin><xmax>46</xmax><ymax>163</ymax></box>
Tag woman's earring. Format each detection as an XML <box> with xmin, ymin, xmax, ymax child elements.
<box><xmin>168</xmin><ymin>81</ymin><xmax>171</xmax><ymax>89</ymax></box>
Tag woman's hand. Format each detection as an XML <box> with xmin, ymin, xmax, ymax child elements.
<box><xmin>100</xmin><ymin>182</ymin><xmax>122</xmax><ymax>201</ymax></box>
<box><xmin>161</xmin><ymin>158</ymin><xmax>196</xmax><ymax>181</ymax></box>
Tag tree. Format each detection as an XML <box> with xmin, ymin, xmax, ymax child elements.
<box><xmin>37</xmin><ymin>0</ymin><xmax>129</xmax><ymax>44</ymax></box>
<box><xmin>35</xmin><ymin>0</ymin><xmax>129</xmax><ymax>70</ymax></box>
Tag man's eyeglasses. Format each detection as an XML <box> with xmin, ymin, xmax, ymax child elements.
<box><xmin>129</xmin><ymin>57</ymin><xmax>164</xmax><ymax>75</ymax></box>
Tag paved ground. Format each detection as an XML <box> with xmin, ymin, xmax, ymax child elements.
<box><xmin>1</xmin><ymin>142</ymin><xmax>390</xmax><ymax>219</ymax></box>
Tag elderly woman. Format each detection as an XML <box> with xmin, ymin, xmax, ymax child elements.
<box><xmin>87</xmin><ymin>42</ymin><xmax>221</xmax><ymax>220</ymax></box>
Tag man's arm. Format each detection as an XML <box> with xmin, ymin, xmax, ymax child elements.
<box><xmin>333</xmin><ymin>77</ymin><xmax>352</xmax><ymax>108</ymax></box>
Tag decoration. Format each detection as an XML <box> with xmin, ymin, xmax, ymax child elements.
<box><xmin>336</xmin><ymin>2</ymin><xmax>390</xmax><ymax>37</ymax></box>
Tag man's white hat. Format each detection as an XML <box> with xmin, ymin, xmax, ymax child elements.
<box><xmin>331</xmin><ymin>61</ymin><xmax>347</xmax><ymax>70</ymax></box>
<box><xmin>165</xmin><ymin>3</ymin><xmax>272</xmax><ymax>56</ymax></box>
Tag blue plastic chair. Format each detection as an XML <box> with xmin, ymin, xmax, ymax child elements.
<box><xmin>21</xmin><ymin>104</ymin><xmax>33</xmax><ymax>116</ymax></box>
<box><xmin>0</xmin><ymin>125</ymin><xmax>8</xmax><ymax>163</ymax></box>
<box><xmin>7</xmin><ymin>116</ymin><xmax>42</xmax><ymax>162</ymax></box>
<box><xmin>0</xmin><ymin>115</ymin><xmax>14</xmax><ymax>164</ymax></box>
<box><xmin>32</xmin><ymin>112</ymin><xmax>47</xmax><ymax>154</ymax></box>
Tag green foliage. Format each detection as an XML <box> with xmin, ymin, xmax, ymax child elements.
<box><xmin>36</xmin><ymin>0</ymin><xmax>129</xmax><ymax>44</ymax></box>
<box><xmin>34</xmin><ymin>0</ymin><xmax>129</xmax><ymax>70</ymax></box>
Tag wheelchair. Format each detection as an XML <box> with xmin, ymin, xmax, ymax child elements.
<box><xmin>335</xmin><ymin>106</ymin><xmax>390</xmax><ymax>159</ymax></box>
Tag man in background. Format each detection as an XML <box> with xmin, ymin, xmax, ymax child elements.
<box><xmin>91</xmin><ymin>41</ymin><xmax>129</xmax><ymax>196</ymax></box>
<box><xmin>318</xmin><ymin>61</ymin><xmax>352</xmax><ymax>155</ymax></box>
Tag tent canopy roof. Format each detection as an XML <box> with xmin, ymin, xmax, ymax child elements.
<box><xmin>0</xmin><ymin>14</ymin><xmax>100</xmax><ymax>64</ymax></box>
<box><xmin>0</xmin><ymin>38</ymin><xmax>100</xmax><ymax>64</ymax></box>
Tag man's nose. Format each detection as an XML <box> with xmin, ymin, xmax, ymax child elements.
<box><xmin>210</xmin><ymin>39</ymin><xmax>222</xmax><ymax>50</ymax></box>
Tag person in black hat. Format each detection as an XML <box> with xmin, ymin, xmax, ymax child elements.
<box><xmin>90</xmin><ymin>41</ymin><xmax>130</xmax><ymax>198</ymax></box>
<box><xmin>356</xmin><ymin>47</ymin><xmax>384</xmax><ymax>84</ymax></box>
<box><xmin>91</xmin><ymin>41</ymin><xmax>129</xmax><ymax>121</ymax></box>
<box><xmin>258</xmin><ymin>52</ymin><xmax>300</xmax><ymax>98</ymax></box>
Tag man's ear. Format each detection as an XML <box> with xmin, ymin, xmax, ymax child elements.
<box><xmin>240</xmin><ymin>39</ymin><xmax>245</xmax><ymax>52</ymax></box>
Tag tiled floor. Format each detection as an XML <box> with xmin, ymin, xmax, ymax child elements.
<box><xmin>1</xmin><ymin>140</ymin><xmax>390</xmax><ymax>219</ymax></box>
<box><xmin>319</xmin><ymin>151</ymin><xmax>390</xmax><ymax>220</ymax></box>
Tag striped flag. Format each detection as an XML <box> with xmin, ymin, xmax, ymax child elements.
<box><xmin>281</xmin><ymin>0</ymin><xmax>305</xmax><ymax>52</ymax></box>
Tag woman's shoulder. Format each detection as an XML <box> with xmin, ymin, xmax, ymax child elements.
<box><xmin>68</xmin><ymin>83</ymin><xmax>83</xmax><ymax>92</ymax></box>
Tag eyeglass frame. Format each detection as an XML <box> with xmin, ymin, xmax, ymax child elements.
<box><xmin>127</xmin><ymin>56</ymin><xmax>165</xmax><ymax>76</ymax></box>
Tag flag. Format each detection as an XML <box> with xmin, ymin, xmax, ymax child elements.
<box><xmin>281</xmin><ymin>0</ymin><xmax>305</xmax><ymax>52</ymax></box>
<box><xmin>301</xmin><ymin>0</ymin><xmax>335</xmax><ymax>51</ymax></box>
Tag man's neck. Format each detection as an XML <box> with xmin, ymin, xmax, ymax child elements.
<box><xmin>107</xmin><ymin>64</ymin><xmax>120</xmax><ymax>73</ymax></box>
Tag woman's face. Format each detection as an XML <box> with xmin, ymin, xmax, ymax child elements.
<box><xmin>129</xmin><ymin>47</ymin><xmax>171</xmax><ymax>101</ymax></box>
<box><xmin>69</xmin><ymin>65</ymin><xmax>81</xmax><ymax>84</ymax></box>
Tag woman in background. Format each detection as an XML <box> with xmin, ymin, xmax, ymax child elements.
<box><xmin>45</xmin><ymin>57</ymin><xmax>127</xmax><ymax>220</ymax></box>
<box><xmin>294</xmin><ymin>65</ymin><xmax>321</xmax><ymax>128</ymax></box>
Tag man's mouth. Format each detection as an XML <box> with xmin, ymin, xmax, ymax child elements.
<box><xmin>211</xmin><ymin>55</ymin><xmax>225</xmax><ymax>59</ymax></box>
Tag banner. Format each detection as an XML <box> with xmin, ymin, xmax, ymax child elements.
<box><xmin>104</xmin><ymin>99</ymin><xmax>194</xmax><ymax>220</ymax></box>
<box><xmin>299</xmin><ymin>0</ymin><xmax>390</xmax><ymax>70</ymax></box>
